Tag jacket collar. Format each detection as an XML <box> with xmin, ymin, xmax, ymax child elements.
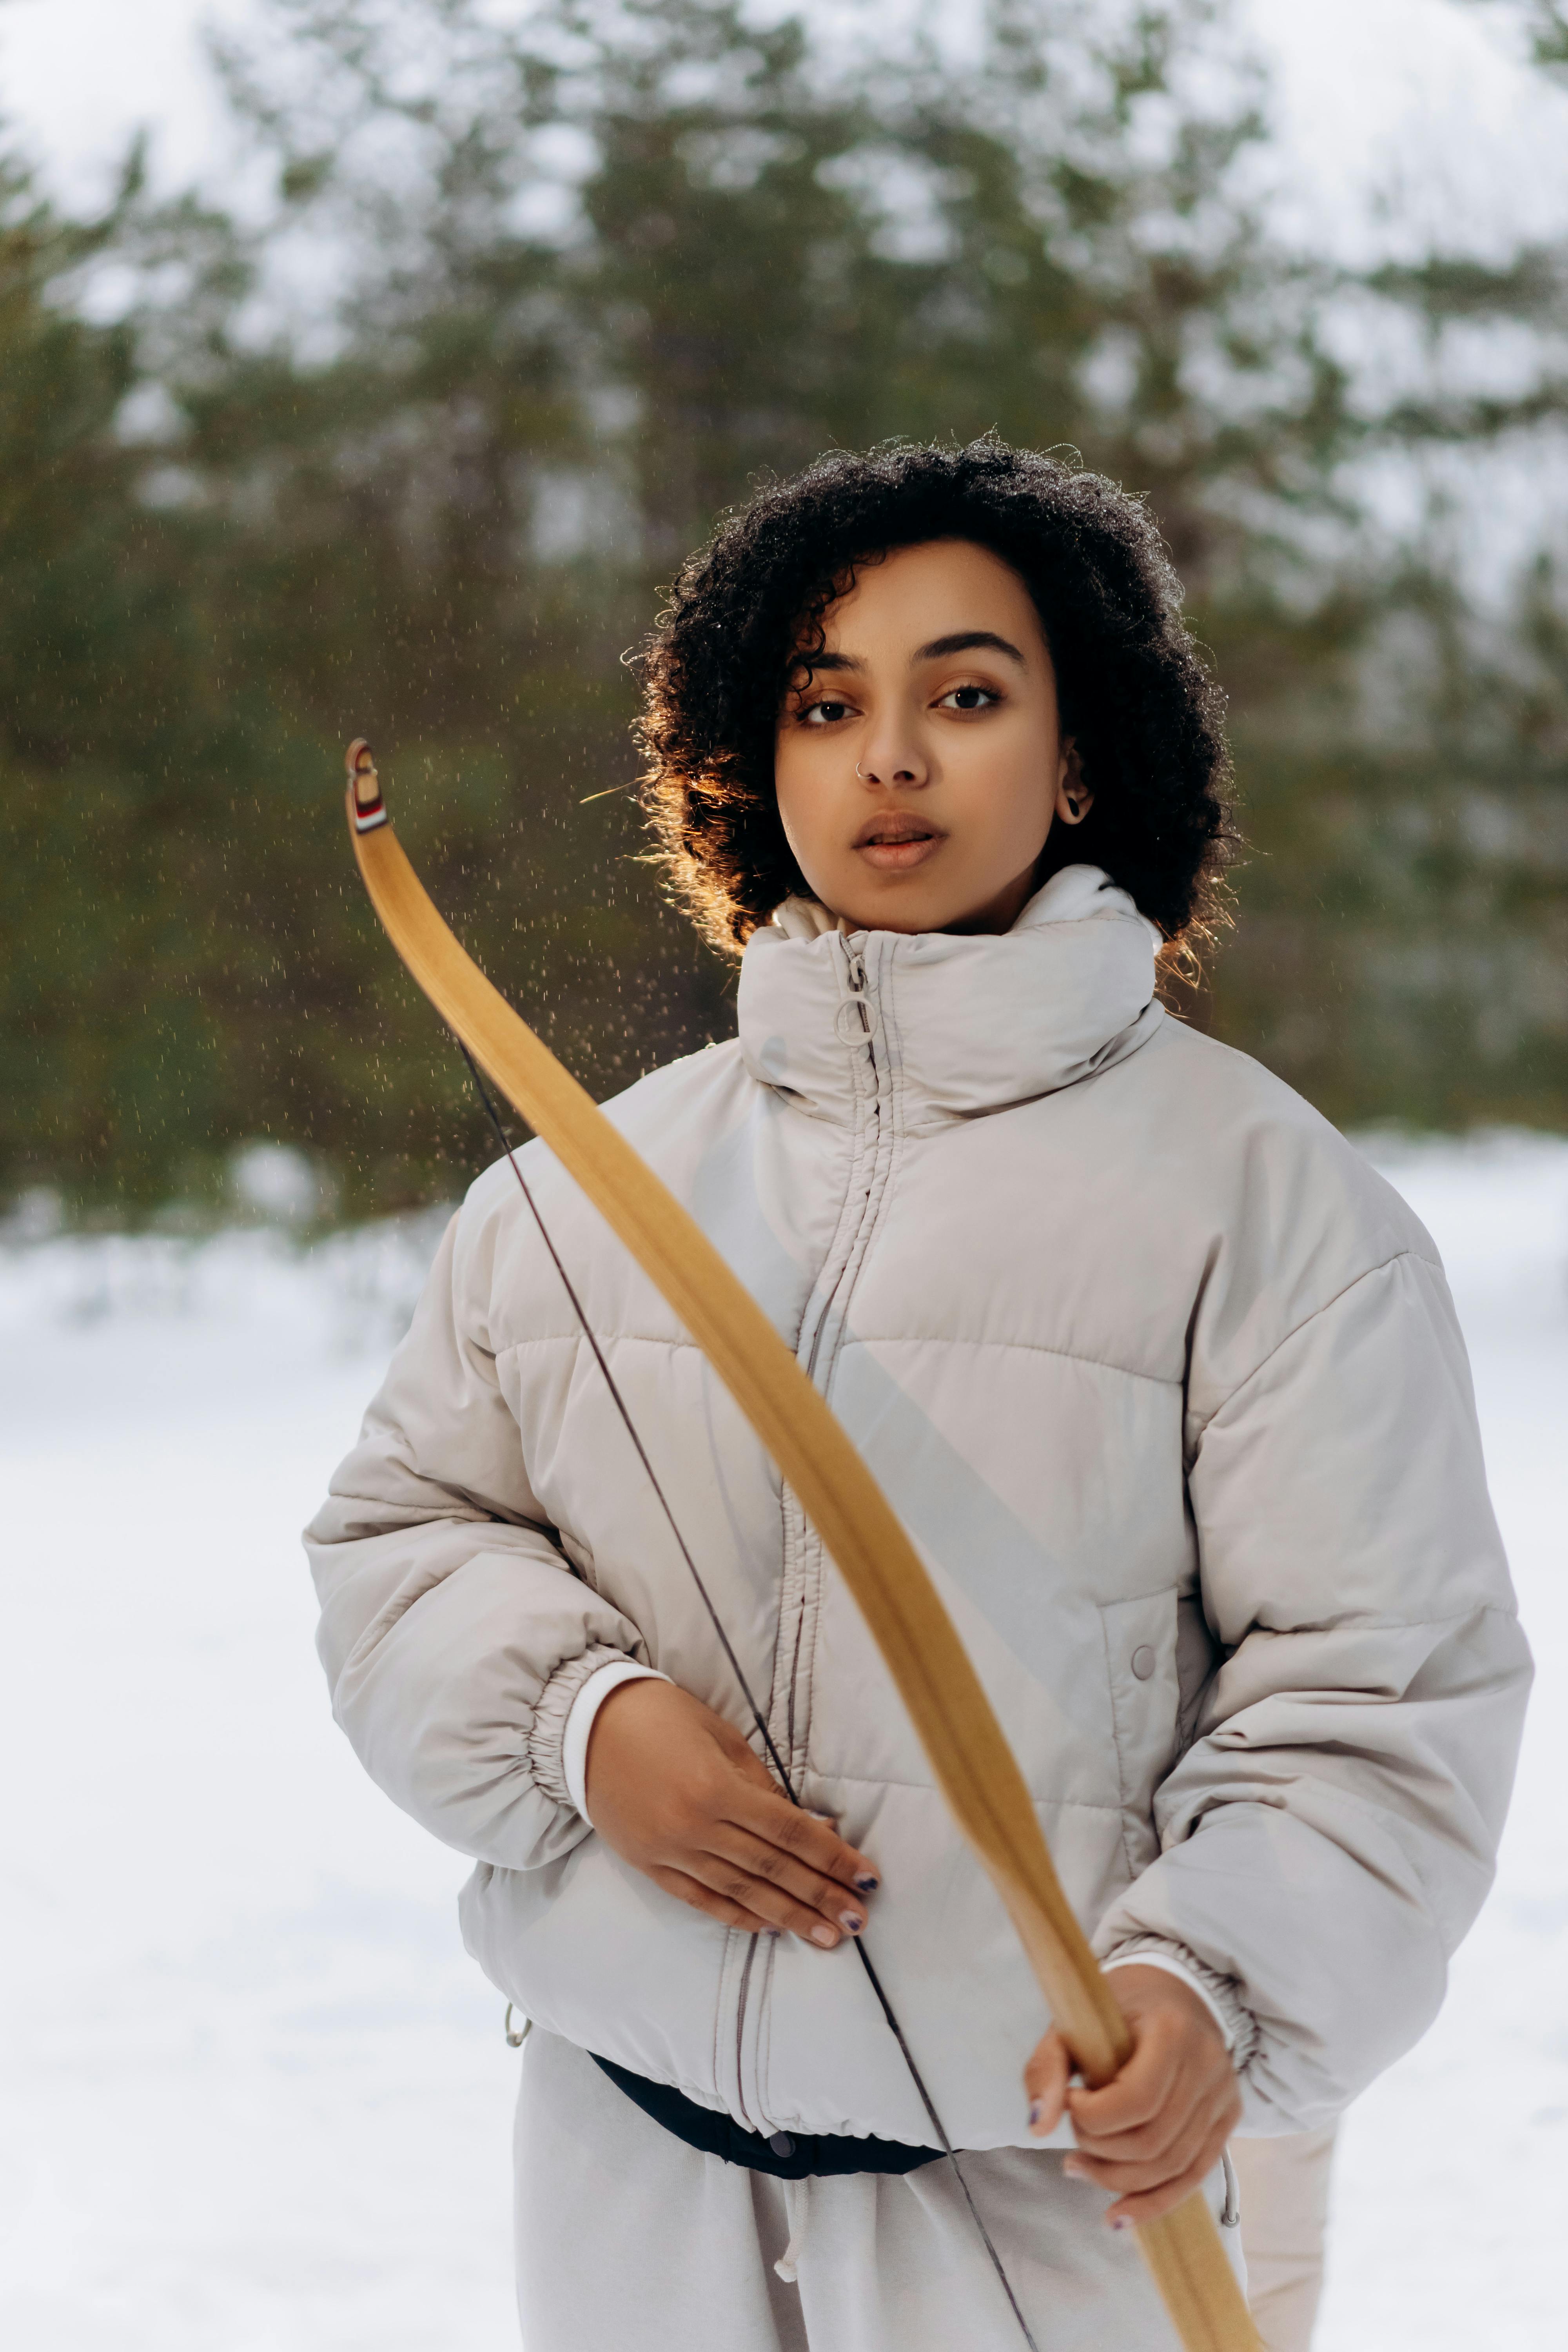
<box><xmin>737</xmin><ymin>864</ymin><xmax>1165</xmax><ymax>1131</ymax></box>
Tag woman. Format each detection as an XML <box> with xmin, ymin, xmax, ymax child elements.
<box><xmin>307</xmin><ymin>440</ymin><xmax>1528</xmax><ymax>2351</ymax></box>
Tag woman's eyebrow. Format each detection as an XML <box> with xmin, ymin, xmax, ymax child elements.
<box><xmin>912</xmin><ymin>630</ymin><xmax>1027</xmax><ymax>666</ymax></box>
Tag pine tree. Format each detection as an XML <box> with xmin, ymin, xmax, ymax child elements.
<box><xmin>3</xmin><ymin>0</ymin><xmax>1563</xmax><ymax>1217</ymax></box>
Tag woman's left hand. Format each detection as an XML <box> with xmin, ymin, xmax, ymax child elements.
<box><xmin>1023</xmin><ymin>1964</ymin><xmax>1241</xmax><ymax>2227</ymax></box>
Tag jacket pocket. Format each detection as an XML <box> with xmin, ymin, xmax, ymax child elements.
<box><xmin>1097</xmin><ymin>1589</ymin><xmax>1181</xmax><ymax>1878</ymax></box>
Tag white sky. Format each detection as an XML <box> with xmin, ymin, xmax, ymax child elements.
<box><xmin>1</xmin><ymin>0</ymin><xmax>1566</xmax><ymax>260</ymax></box>
<box><xmin>0</xmin><ymin>0</ymin><xmax>255</xmax><ymax>201</ymax></box>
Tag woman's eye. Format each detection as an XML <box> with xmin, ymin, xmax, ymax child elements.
<box><xmin>937</xmin><ymin>684</ymin><xmax>1001</xmax><ymax>713</ymax></box>
<box><xmin>802</xmin><ymin>699</ymin><xmax>851</xmax><ymax>726</ymax></box>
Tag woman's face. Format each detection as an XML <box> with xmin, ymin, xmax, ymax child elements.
<box><xmin>773</xmin><ymin>537</ymin><xmax>1090</xmax><ymax>935</ymax></box>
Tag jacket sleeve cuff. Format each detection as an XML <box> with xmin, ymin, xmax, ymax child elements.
<box><xmin>1101</xmin><ymin>1938</ymin><xmax>1260</xmax><ymax>2069</ymax></box>
<box><xmin>526</xmin><ymin>1644</ymin><xmax>661</xmax><ymax>1814</ymax></box>
<box><xmin>543</xmin><ymin>1653</ymin><xmax>670</xmax><ymax>1822</ymax></box>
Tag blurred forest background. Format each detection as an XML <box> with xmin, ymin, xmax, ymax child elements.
<box><xmin>2</xmin><ymin>0</ymin><xmax>1566</xmax><ymax>1220</ymax></box>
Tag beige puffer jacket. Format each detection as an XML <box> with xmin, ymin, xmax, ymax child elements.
<box><xmin>306</xmin><ymin>866</ymin><xmax>1530</xmax><ymax>2151</ymax></box>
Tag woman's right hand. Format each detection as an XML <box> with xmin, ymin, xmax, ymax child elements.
<box><xmin>584</xmin><ymin>1677</ymin><xmax>879</xmax><ymax>1948</ymax></box>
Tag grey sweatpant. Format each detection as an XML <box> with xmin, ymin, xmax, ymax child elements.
<box><xmin>1230</xmin><ymin>2125</ymin><xmax>1338</xmax><ymax>2352</ymax></box>
<box><xmin>514</xmin><ymin>2031</ymin><xmax>1244</xmax><ymax>2351</ymax></box>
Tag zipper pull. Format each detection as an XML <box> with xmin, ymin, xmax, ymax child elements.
<box><xmin>840</xmin><ymin>945</ymin><xmax>875</xmax><ymax>1043</ymax></box>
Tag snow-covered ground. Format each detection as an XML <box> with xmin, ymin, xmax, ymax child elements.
<box><xmin>0</xmin><ymin>1133</ymin><xmax>1563</xmax><ymax>2350</ymax></box>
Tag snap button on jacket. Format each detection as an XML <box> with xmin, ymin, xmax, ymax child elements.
<box><xmin>306</xmin><ymin>864</ymin><xmax>1530</xmax><ymax>2149</ymax></box>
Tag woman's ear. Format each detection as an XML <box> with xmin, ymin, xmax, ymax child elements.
<box><xmin>1056</xmin><ymin>739</ymin><xmax>1091</xmax><ymax>825</ymax></box>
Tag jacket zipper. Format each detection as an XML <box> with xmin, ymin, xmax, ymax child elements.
<box><xmin>743</xmin><ymin>941</ymin><xmax>893</xmax><ymax>2125</ymax></box>
<box><xmin>804</xmin><ymin>946</ymin><xmax>879</xmax><ymax>1388</ymax></box>
<box><xmin>741</xmin><ymin>940</ymin><xmax>893</xmax><ymax>2130</ymax></box>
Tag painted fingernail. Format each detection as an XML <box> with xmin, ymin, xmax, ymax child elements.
<box><xmin>1062</xmin><ymin>2157</ymin><xmax>1085</xmax><ymax>2180</ymax></box>
<box><xmin>809</xmin><ymin>1925</ymin><xmax>838</xmax><ymax>1948</ymax></box>
<box><xmin>1111</xmin><ymin>2218</ymin><xmax>1129</xmax><ymax>2233</ymax></box>
<box><xmin>838</xmin><ymin>1909</ymin><xmax>865</xmax><ymax>1934</ymax></box>
<box><xmin>853</xmin><ymin>1873</ymin><xmax>879</xmax><ymax>1894</ymax></box>
<box><xmin>1027</xmin><ymin>2100</ymin><xmax>1043</xmax><ymax>2131</ymax></box>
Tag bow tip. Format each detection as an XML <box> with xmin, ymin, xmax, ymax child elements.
<box><xmin>345</xmin><ymin>736</ymin><xmax>388</xmax><ymax>833</ymax></box>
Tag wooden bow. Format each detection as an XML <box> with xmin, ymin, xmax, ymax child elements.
<box><xmin>343</xmin><ymin>741</ymin><xmax>1258</xmax><ymax>2352</ymax></box>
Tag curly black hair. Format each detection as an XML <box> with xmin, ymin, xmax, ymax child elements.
<box><xmin>636</xmin><ymin>437</ymin><xmax>1235</xmax><ymax>962</ymax></box>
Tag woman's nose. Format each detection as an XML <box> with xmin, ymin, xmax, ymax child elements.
<box><xmin>855</xmin><ymin>734</ymin><xmax>927</xmax><ymax>787</ymax></box>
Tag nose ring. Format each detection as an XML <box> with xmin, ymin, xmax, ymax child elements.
<box><xmin>855</xmin><ymin>762</ymin><xmax>869</xmax><ymax>780</ymax></box>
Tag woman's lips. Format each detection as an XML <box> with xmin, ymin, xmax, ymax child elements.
<box><xmin>853</xmin><ymin>818</ymin><xmax>946</xmax><ymax>872</ymax></box>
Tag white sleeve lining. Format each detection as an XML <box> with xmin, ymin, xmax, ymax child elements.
<box><xmin>1101</xmin><ymin>1950</ymin><xmax>1242</xmax><ymax>2056</ymax></box>
<box><xmin>561</xmin><ymin>1657</ymin><xmax>671</xmax><ymax>1824</ymax></box>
